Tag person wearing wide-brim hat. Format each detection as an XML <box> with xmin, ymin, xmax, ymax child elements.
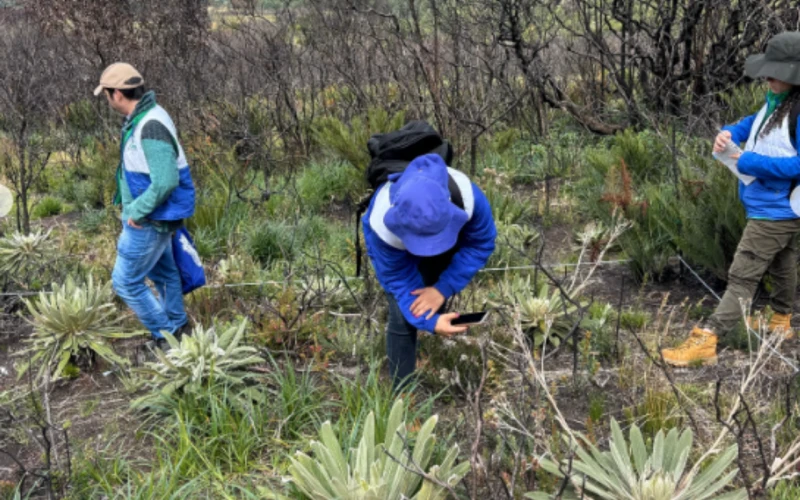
<box><xmin>663</xmin><ymin>32</ymin><xmax>800</xmax><ymax>367</ymax></box>
<box><xmin>362</xmin><ymin>153</ymin><xmax>497</xmax><ymax>389</ymax></box>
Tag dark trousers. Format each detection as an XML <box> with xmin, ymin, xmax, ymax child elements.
<box><xmin>386</xmin><ymin>293</ymin><xmax>420</xmax><ymax>390</ymax></box>
<box><xmin>385</xmin><ymin>250</ymin><xmax>454</xmax><ymax>390</ymax></box>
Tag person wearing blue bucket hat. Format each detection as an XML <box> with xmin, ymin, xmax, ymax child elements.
<box><xmin>363</xmin><ymin>153</ymin><xmax>497</xmax><ymax>389</ymax></box>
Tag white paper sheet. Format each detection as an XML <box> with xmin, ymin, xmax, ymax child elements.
<box><xmin>712</xmin><ymin>140</ymin><xmax>755</xmax><ymax>186</ymax></box>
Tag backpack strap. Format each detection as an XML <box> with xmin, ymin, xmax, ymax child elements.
<box><xmin>355</xmin><ymin>191</ymin><xmax>376</xmax><ymax>278</ymax></box>
<box><xmin>447</xmin><ymin>174</ymin><xmax>464</xmax><ymax>210</ymax></box>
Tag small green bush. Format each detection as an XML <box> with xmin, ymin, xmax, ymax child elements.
<box><xmin>620</xmin><ymin>308</ymin><xmax>650</xmax><ymax>330</ymax></box>
<box><xmin>247</xmin><ymin>221</ymin><xmax>295</xmax><ymax>264</ymax></box>
<box><xmin>31</xmin><ymin>196</ymin><xmax>63</xmax><ymax>219</ymax></box>
<box><xmin>296</xmin><ymin>160</ymin><xmax>364</xmax><ymax>213</ymax></box>
<box><xmin>187</xmin><ymin>195</ymin><xmax>249</xmax><ymax>258</ymax></box>
<box><xmin>483</xmin><ymin>184</ymin><xmax>533</xmax><ymax>225</ymax></box>
<box><xmin>312</xmin><ymin>107</ymin><xmax>406</xmax><ymax>171</ymax></box>
<box><xmin>651</xmin><ymin>153</ymin><xmax>745</xmax><ymax>282</ymax></box>
<box><xmin>60</xmin><ymin>179</ymin><xmax>103</xmax><ymax>208</ymax></box>
<box><xmin>770</xmin><ymin>479</ymin><xmax>800</xmax><ymax>499</ymax></box>
<box><xmin>77</xmin><ymin>208</ymin><xmax>110</xmax><ymax>235</ymax></box>
<box><xmin>264</xmin><ymin>356</ymin><xmax>330</xmax><ymax>441</ymax></box>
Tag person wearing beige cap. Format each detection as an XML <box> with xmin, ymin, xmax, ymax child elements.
<box><xmin>95</xmin><ymin>62</ymin><xmax>196</xmax><ymax>351</ymax></box>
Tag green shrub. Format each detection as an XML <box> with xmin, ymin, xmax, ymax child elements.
<box><xmin>652</xmin><ymin>153</ymin><xmax>745</xmax><ymax>282</ymax></box>
<box><xmin>296</xmin><ymin>160</ymin><xmax>364</xmax><ymax>213</ymax></box>
<box><xmin>312</xmin><ymin>107</ymin><xmax>406</xmax><ymax>171</ymax></box>
<box><xmin>489</xmin><ymin>222</ymin><xmax>540</xmax><ymax>269</ymax></box>
<box><xmin>580</xmin><ymin>302</ymin><xmax>615</xmax><ymax>361</ymax></box>
<box><xmin>56</xmin><ymin>139</ymin><xmax>119</xmax><ymax>208</ymax></box>
<box><xmin>72</xmin><ymin>384</ymin><xmax>271</xmax><ymax>497</ymax></box>
<box><xmin>485</xmin><ymin>127</ymin><xmax>521</xmax><ymax>155</ymax></box>
<box><xmin>770</xmin><ymin>480</ymin><xmax>800</xmax><ymax>499</ymax></box>
<box><xmin>483</xmin><ymin>183</ymin><xmax>533</xmax><ymax>225</ymax></box>
<box><xmin>529</xmin><ymin>418</ymin><xmax>746</xmax><ymax>500</ymax></box>
<box><xmin>265</xmin><ymin>356</ymin><xmax>330</xmax><ymax>441</ymax></box>
<box><xmin>620</xmin><ymin>308</ymin><xmax>651</xmax><ymax>330</ymax></box>
<box><xmin>16</xmin><ymin>276</ymin><xmax>142</xmax><ymax>382</ymax></box>
<box><xmin>247</xmin><ymin>221</ymin><xmax>295</xmax><ymax>264</ymax></box>
<box><xmin>77</xmin><ymin>208</ymin><xmax>110</xmax><ymax>235</ymax></box>
<box><xmin>330</xmin><ymin>361</ymin><xmax>406</xmax><ymax>450</ymax></box>
<box><xmin>720</xmin><ymin>84</ymin><xmax>763</xmax><ymax>125</ymax></box>
<box><xmin>481</xmin><ymin>139</ymin><xmax>576</xmax><ymax>188</ymax></box>
<box><xmin>284</xmin><ymin>398</ymin><xmax>470</xmax><ymax>500</ymax></box>
<box><xmin>60</xmin><ymin>179</ymin><xmax>104</xmax><ymax>208</ymax></box>
<box><xmin>31</xmin><ymin>196</ymin><xmax>63</xmax><ymax>219</ymax></box>
<box><xmin>573</xmin><ymin>130</ymin><xmax>690</xmax><ymax>281</ymax></box>
<box><xmin>187</xmin><ymin>191</ymin><xmax>250</xmax><ymax>258</ymax></box>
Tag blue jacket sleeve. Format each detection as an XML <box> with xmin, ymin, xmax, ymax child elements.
<box><xmin>432</xmin><ymin>184</ymin><xmax>497</xmax><ymax>298</ymax></box>
<box><xmin>363</xmin><ymin>224</ymin><xmax>439</xmax><ymax>333</ymax></box>
<box><xmin>737</xmin><ymin>151</ymin><xmax>800</xmax><ymax>180</ymax></box>
<box><xmin>722</xmin><ymin>113</ymin><xmax>758</xmax><ymax>145</ymax></box>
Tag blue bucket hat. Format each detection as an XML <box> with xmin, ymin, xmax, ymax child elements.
<box><xmin>384</xmin><ymin>154</ymin><xmax>469</xmax><ymax>257</ymax></box>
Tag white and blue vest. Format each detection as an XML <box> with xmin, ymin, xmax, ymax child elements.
<box><xmin>122</xmin><ymin>105</ymin><xmax>195</xmax><ymax>221</ymax></box>
<box><xmin>368</xmin><ymin>167</ymin><xmax>475</xmax><ymax>249</ymax></box>
<box><xmin>742</xmin><ymin>105</ymin><xmax>800</xmax><ymax>218</ymax></box>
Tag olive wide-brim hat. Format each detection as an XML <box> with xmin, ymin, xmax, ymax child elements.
<box><xmin>745</xmin><ymin>32</ymin><xmax>800</xmax><ymax>86</ymax></box>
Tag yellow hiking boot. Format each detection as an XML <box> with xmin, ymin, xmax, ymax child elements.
<box><xmin>747</xmin><ymin>313</ymin><xmax>794</xmax><ymax>339</ymax></box>
<box><xmin>661</xmin><ymin>327</ymin><xmax>718</xmax><ymax>367</ymax></box>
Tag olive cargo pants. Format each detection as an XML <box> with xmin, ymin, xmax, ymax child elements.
<box><xmin>708</xmin><ymin>219</ymin><xmax>800</xmax><ymax>334</ymax></box>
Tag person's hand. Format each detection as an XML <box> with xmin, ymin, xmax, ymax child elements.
<box><xmin>713</xmin><ymin>130</ymin><xmax>732</xmax><ymax>153</ymax></box>
<box><xmin>410</xmin><ymin>287</ymin><xmax>445</xmax><ymax>319</ymax></box>
<box><xmin>127</xmin><ymin>218</ymin><xmax>143</xmax><ymax>229</ymax></box>
<box><xmin>435</xmin><ymin>313</ymin><xmax>468</xmax><ymax>337</ymax></box>
<box><xmin>730</xmin><ymin>152</ymin><xmax>741</xmax><ymax>161</ymax></box>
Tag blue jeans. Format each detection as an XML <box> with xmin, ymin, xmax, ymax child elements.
<box><xmin>112</xmin><ymin>222</ymin><xmax>187</xmax><ymax>339</ymax></box>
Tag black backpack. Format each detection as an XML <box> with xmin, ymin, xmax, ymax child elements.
<box><xmin>354</xmin><ymin>121</ymin><xmax>463</xmax><ymax>276</ymax></box>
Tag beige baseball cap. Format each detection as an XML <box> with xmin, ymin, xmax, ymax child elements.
<box><xmin>93</xmin><ymin>63</ymin><xmax>144</xmax><ymax>96</ymax></box>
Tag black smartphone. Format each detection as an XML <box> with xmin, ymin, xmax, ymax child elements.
<box><xmin>451</xmin><ymin>311</ymin><xmax>489</xmax><ymax>326</ymax></box>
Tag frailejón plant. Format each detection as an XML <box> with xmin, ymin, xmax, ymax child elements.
<box><xmin>287</xmin><ymin>398</ymin><xmax>470</xmax><ymax>499</ymax></box>
<box><xmin>527</xmin><ymin>418</ymin><xmax>746</xmax><ymax>500</ymax></box>
<box><xmin>17</xmin><ymin>276</ymin><xmax>141</xmax><ymax>381</ymax></box>
<box><xmin>0</xmin><ymin>229</ymin><xmax>54</xmax><ymax>276</ymax></box>
<box><xmin>136</xmin><ymin>319</ymin><xmax>263</xmax><ymax>400</ymax></box>
<box><xmin>500</xmin><ymin>277</ymin><xmax>577</xmax><ymax>347</ymax></box>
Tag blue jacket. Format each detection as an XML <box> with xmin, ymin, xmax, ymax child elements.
<box><xmin>363</xmin><ymin>181</ymin><xmax>496</xmax><ymax>333</ymax></box>
<box><xmin>722</xmin><ymin>98</ymin><xmax>800</xmax><ymax>220</ymax></box>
